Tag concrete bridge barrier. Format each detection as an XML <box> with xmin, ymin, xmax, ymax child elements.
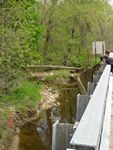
<box><xmin>52</xmin><ymin>64</ymin><xmax>112</xmax><ymax>150</ymax></box>
<box><xmin>70</xmin><ymin>65</ymin><xmax>111</xmax><ymax>150</ymax></box>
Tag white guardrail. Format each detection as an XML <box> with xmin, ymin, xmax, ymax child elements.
<box><xmin>69</xmin><ymin>65</ymin><xmax>111</xmax><ymax>150</ymax></box>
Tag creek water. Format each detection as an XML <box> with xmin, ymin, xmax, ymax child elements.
<box><xmin>18</xmin><ymin>84</ymin><xmax>80</xmax><ymax>150</ymax></box>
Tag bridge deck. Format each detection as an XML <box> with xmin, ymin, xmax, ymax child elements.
<box><xmin>110</xmin><ymin>78</ymin><xmax>113</xmax><ymax>150</ymax></box>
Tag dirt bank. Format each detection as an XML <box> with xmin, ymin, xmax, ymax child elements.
<box><xmin>0</xmin><ymin>86</ymin><xmax>59</xmax><ymax>150</ymax></box>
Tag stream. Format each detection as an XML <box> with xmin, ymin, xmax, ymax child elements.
<box><xmin>18</xmin><ymin>84</ymin><xmax>80</xmax><ymax>150</ymax></box>
<box><xmin>17</xmin><ymin>64</ymin><xmax>100</xmax><ymax>150</ymax></box>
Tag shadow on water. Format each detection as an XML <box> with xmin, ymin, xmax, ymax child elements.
<box><xmin>18</xmin><ymin>84</ymin><xmax>80</xmax><ymax>150</ymax></box>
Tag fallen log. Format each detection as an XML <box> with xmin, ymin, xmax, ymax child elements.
<box><xmin>27</xmin><ymin>65</ymin><xmax>83</xmax><ymax>72</ymax></box>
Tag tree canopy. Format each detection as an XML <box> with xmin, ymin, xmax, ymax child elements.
<box><xmin>0</xmin><ymin>0</ymin><xmax>113</xmax><ymax>94</ymax></box>
<box><xmin>38</xmin><ymin>0</ymin><xmax>113</xmax><ymax>66</ymax></box>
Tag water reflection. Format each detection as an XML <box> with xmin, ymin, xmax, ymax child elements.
<box><xmin>57</xmin><ymin>87</ymin><xmax>78</xmax><ymax>123</ymax></box>
<box><xmin>18</xmin><ymin>85</ymin><xmax>79</xmax><ymax>150</ymax></box>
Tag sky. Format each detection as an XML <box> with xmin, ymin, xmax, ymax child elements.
<box><xmin>109</xmin><ymin>0</ymin><xmax>113</xmax><ymax>5</ymax></box>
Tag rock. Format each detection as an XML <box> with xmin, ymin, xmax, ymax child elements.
<box><xmin>15</xmin><ymin>128</ymin><xmax>20</xmax><ymax>134</ymax></box>
<box><xmin>1</xmin><ymin>145</ymin><xmax>5</xmax><ymax>149</ymax></box>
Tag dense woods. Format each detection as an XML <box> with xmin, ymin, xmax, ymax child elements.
<box><xmin>38</xmin><ymin>0</ymin><xmax>113</xmax><ymax>66</ymax></box>
<box><xmin>0</xmin><ymin>0</ymin><xmax>113</xmax><ymax>96</ymax></box>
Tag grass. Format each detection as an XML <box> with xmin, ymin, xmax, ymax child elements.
<box><xmin>13</xmin><ymin>80</ymin><xmax>41</xmax><ymax>110</ymax></box>
<box><xmin>45</xmin><ymin>70</ymin><xmax>70</xmax><ymax>81</ymax></box>
<box><xmin>0</xmin><ymin>80</ymin><xmax>42</xmax><ymax>138</ymax></box>
<box><xmin>0</xmin><ymin>80</ymin><xmax>42</xmax><ymax>112</ymax></box>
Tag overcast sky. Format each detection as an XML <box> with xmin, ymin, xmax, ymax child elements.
<box><xmin>109</xmin><ymin>0</ymin><xmax>113</xmax><ymax>5</ymax></box>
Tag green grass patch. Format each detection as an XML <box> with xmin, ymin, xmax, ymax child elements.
<box><xmin>0</xmin><ymin>71</ymin><xmax>69</xmax><ymax>132</ymax></box>
<box><xmin>45</xmin><ymin>70</ymin><xmax>70</xmax><ymax>81</ymax></box>
<box><xmin>0</xmin><ymin>80</ymin><xmax>42</xmax><ymax>135</ymax></box>
<box><xmin>0</xmin><ymin>80</ymin><xmax>42</xmax><ymax>112</ymax></box>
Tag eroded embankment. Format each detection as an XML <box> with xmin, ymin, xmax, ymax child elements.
<box><xmin>0</xmin><ymin>65</ymin><xmax>99</xmax><ymax>150</ymax></box>
<box><xmin>0</xmin><ymin>85</ymin><xmax>59</xmax><ymax>150</ymax></box>
<box><xmin>18</xmin><ymin>84</ymin><xmax>79</xmax><ymax>150</ymax></box>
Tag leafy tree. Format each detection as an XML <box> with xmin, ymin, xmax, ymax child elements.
<box><xmin>0</xmin><ymin>0</ymin><xmax>42</xmax><ymax>94</ymax></box>
<box><xmin>38</xmin><ymin>0</ymin><xmax>113</xmax><ymax>66</ymax></box>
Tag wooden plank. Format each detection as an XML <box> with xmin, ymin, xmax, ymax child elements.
<box><xmin>76</xmin><ymin>77</ymin><xmax>87</xmax><ymax>95</ymax></box>
<box><xmin>70</xmin><ymin>65</ymin><xmax>111</xmax><ymax>148</ymax></box>
<box><xmin>27</xmin><ymin>65</ymin><xmax>82</xmax><ymax>70</ymax></box>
